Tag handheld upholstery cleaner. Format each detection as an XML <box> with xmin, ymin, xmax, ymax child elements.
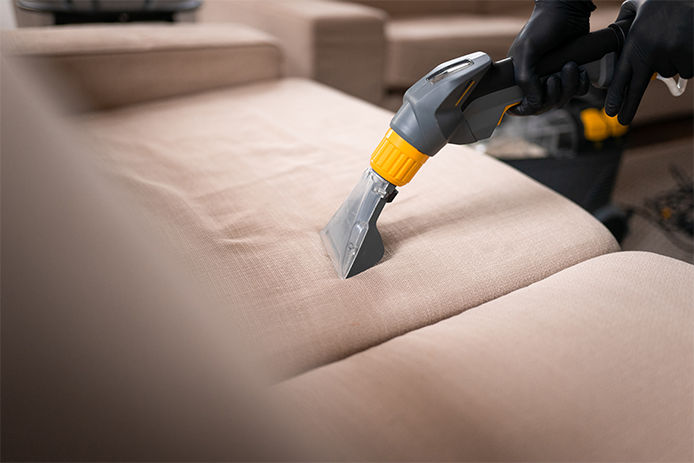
<box><xmin>321</xmin><ymin>18</ymin><xmax>685</xmax><ymax>279</ymax></box>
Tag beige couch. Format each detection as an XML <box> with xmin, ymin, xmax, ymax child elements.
<box><xmin>2</xmin><ymin>24</ymin><xmax>692</xmax><ymax>460</ymax></box>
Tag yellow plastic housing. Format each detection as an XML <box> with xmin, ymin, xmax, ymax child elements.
<box><xmin>580</xmin><ymin>107</ymin><xmax>628</xmax><ymax>141</ymax></box>
<box><xmin>370</xmin><ymin>129</ymin><xmax>429</xmax><ymax>186</ymax></box>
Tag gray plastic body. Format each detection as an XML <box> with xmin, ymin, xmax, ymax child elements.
<box><xmin>390</xmin><ymin>52</ymin><xmax>504</xmax><ymax>155</ymax></box>
<box><xmin>391</xmin><ymin>50</ymin><xmax>620</xmax><ymax>158</ymax></box>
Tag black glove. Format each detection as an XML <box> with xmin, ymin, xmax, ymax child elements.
<box><xmin>605</xmin><ymin>0</ymin><xmax>693</xmax><ymax>125</ymax></box>
<box><xmin>508</xmin><ymin>0</ymin><xmax>595</xmax><ymax>115</ymax></box>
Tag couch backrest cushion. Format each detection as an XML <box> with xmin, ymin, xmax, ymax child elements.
<box><xmin>346</xmin><ymin>0</ymin><xmax>534</xmax><ymax>17</ymax></box>
<box><xmin>197</xmin><ymin>0</ymin><xmax>387</xmax><ymax>103</ymax></box>
<box><xmin>1</xmin><ymin>23</ymin><xmax>281</xmax><ymax>109</ymax></box>
<box><xmin>348</xmin><ymin>0</ymin><xmax>482</xmax><ymax>17</ymax></box>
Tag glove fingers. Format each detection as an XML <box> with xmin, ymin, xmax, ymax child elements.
<box><xmin>544</xmin><ymin>74</ymin><xmax>562</xmax><ymax>111</ymax></box>
<box><xmin>577</xmin><ymin>67</ymin><xmax>590</xmax><ymax>96</ymax></box>
<box><xmin>618</xmin><ymin>66</ymin><xmax>651</xmax><ymax>125</ymax></box>
<box><xmin>557</xmin><ymin>61</ymin><xmax>580</xmax><ymax>107</ymax></box>
<box><xmin>658</xmin><ymin>60</ymin><xmax>678</xmax><ymax>79</ymax></box>
<box><xmin>512</xmin><ymin>61</ymin><xmax>587</xmax><ymax>115</ymax></box>
<box><xmin>605</xmin><ymin>52</ymin><xmax>633</xmax><ymax>117</ymax></box>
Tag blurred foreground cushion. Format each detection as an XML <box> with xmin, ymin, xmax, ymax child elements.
<box><xmin>1</xmin><ymin>55</ymin><xmax>297</xmax><ymax>461</ymax></box>
<box><xmin>81</xmin><ymin>78</ymin><xmax>618</xmax><ymax>379</ymax></box>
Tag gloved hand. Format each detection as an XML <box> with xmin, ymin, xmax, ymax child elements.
<box><xmin>508</xmin><ymin>0</ymin><xmax>595</xmax><ymax>115</ymax></box>
<box><xmin>605</xmin><ymin>0</ymin><xmax>693</xmax><ymax>125</ymax></box>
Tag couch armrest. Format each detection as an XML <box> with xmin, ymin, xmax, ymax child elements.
<box><xmin>1</xmin><ymin>23</ymin><xmax>281</xmax><ymax>109</ymax></box>
<box><xmin>198</xmin><ymin>0</ymin><xmax>386</xmax><ymax>103</ymax></box>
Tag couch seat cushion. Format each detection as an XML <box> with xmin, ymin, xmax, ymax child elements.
<box><xmin>277</xmin><ymin>251</ymin><xmax>694</xmax><ymax>460</ymax></box>
<box><xmin>82</xmin><ymin>78</ymin><xmax>617</xmax><ymax>379</ymax></box>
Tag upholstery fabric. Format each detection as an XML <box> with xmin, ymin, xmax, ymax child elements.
<box><xmin>198</xmin><ymin>0</ymin><xmax>386</xmax><ymax>103</ymax></box>
<box><xmin>277</xmin><ymin>251</ymin><xmax>694</xmax><ymax>461</ymax></box>
<box><xmin>1</xmin><ymin>24</ymin><xmax>281</xmax><ymax>109</ymax></box>
<box><xmin>81</xmin><ymin>78</ymin><xmax>617</xmax><ymax>379</ymax></box>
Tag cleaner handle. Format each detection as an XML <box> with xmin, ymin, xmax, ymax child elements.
<box><xmin>534</xmin><ymin>18</ymin><xmax>632</xmax><ymax>76</ymax></box>
<box><xmin>464</xmin><ymin>18</ymin><xmax>634</xmax><ymax>110</ymax></box>
<box><xmin>387</xmin><ymin>17</ymin><xmax>634</xmax><ymax>157</ymax></box>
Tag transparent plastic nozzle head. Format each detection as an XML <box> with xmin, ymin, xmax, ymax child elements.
<box><xmin>320</xmin><ymin>168</ymin><xmax>397</xmax><ymax>279</ymax></box>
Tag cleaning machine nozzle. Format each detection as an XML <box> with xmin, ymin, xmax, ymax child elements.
<box><xmin>320</xmin><ymin>168</ymin><xmax>397</xmax><ymax>279</ymax></box>
<box><xmin>322</xmin><ymin>21</ymin><xmax>633</xmax><ymax>278</ymax></box>
<box><xmin>320</xmin><ymin>129</ymin><xmax>429</xmax><ymax>279</ymax></box>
